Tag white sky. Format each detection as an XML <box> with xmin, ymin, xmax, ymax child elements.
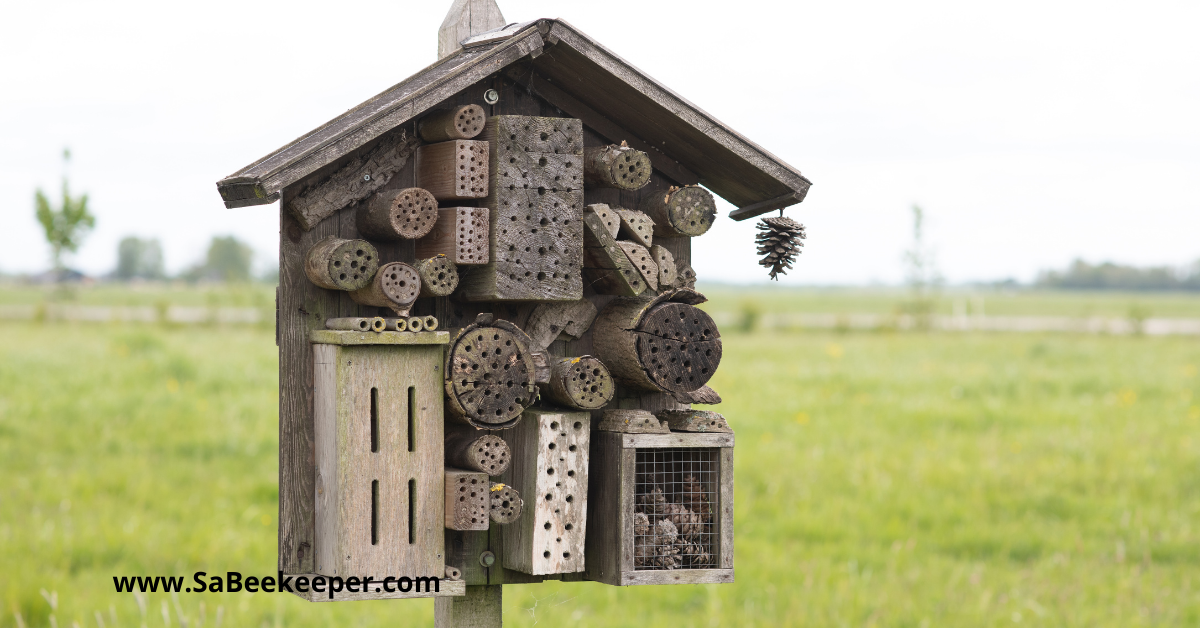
<box><xmin>1</xmin><ymin>0</ymin><xmax>1197</xmax><ymax>284</ymax></box>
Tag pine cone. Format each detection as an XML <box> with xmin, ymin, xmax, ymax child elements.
<box><xmin>637</xmin><ymin>487</ymin><xmax>669</xmax><ymax>518</ymax></box>
<box><xmin>663</xmin><ymin>502</ymin><xmax>703</xmax><ymax>537</ymax></box>
<box><xmin>756</xmin><ymin>216</ymin><xmax>806</xmax><ymax>280</ymax></box>
<box><xmin>680</xmin><ymin>475</ymin><xmax>713</xmax><ymax>523</ymax></box>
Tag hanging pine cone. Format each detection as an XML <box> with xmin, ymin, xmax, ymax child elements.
<box><xmin>756</xmin><ymin>216</ymin><xmax>806</xmax><ymax>280</ymax></box>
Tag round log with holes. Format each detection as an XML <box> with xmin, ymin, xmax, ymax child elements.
<box><xmin>416</xmin><ymin>255</ymin><xmax>459</xmax><ymax>297</ymax></box>
<box><xmin>303</xmin><ymin>237</ymin><xmax>379</xmax><ymax>291</ymax></box>
<box><xmin>445</xmin><ymin>430</ymin><xmax>512</xmax><ymax>476</ymax></box>
<box><xmin>445</xmin><ymin>317</ymin><xmax>539</xmax><ymax>429</ymax></box>
<box><xmin>489</xmin><ymin>483</ymin><xmax>523</xmax><ymax>525</ymax></box>
<box><xmin>543</xmin><ymin>356</ymin><xmax>615</xmax><ymax>410</ymax></box>
<box><xmin>639</xmin><ymin>185</ymin><xmax>717</xmax><ymax>237</ymax></box>
<box><xmin>583</xmin><ymin>144</ymin><xmax>652</xmax><ymax>190</ymax></box>
<box><xmin>418</xmin><ymin>104</ymin><xmax>487</xmax><ymax>142</ymax></box>
<box><xmin>592</xmin><ymin>289</ymin><xmax>722</xmax><ymax>394</ymax></box>
<box><xmin>356</xmin><ymin>187</ymin><xmax>439</xmax><ymax>240</ymax></box>
<box><xmin>348</xmin><ymin>261</ymin><xmax>421</xmax><ymax>315</ymax></box>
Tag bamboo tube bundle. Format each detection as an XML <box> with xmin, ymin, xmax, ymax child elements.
<box><xmin>303</xmin><ymin>237</ymin><xmax>379</xmax><ymax>291</ymax></box>
<box><xmin>356</xmin><ymin>187</ymin><xmax>439</xmax><ymax>240</ymax></box>
<box><xmin>348</xmin><ymin>262</ymin><xmax>421</xmax><ymax>316</ymax></box>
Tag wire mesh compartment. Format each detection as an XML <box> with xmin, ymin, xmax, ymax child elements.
<box><xmin>633</xmin><ymin>448</ymin><xmax>717</xmax><ymax>570</ymax></box>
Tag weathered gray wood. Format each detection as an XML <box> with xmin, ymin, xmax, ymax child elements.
<box><xmin>672</xmin><ymin>385</ymin><xmax>721</xmax><ymax>405</ymax></box>
<box><xmin>304</xmin><ymin>237</ymin><xmax>379</xmax><ymax>291</ymax></box>
<box><xmin>309</xmin><ymin>330</ymin><xmax>450</xmax><ymax>345</ymax></box>
<box><xmin>324</xmin><ymin>317</ymin><xmax>381</xmax><ymax>332</ymax></box>
<box><xmin>596</xmin><ymin>409</ymin><xmax>668</xmax><ymax>433</ymax></box>
<box><xmin>417</xmin><ymin>256</ymin><xmax>460</xmax><ymax>298</ymax></box>
<box><xmin>498</xmin><ymin>408</ymin><xmax>590</xmax><ymax>575</ymax></box>
<box><xmin>719</xmin><ymin>447</ymin><xmax>734</xmax><ymax>569</ymax></box>
<box><xmin>445</xmin><ymin>428</ymin><xmax>511</xmax><ymax>476</ymax></box>
<box><xmin>357</xmin><ymin>188</ymin><xmax>440</xmax><ymax>240</ymax></box>
<box><xmin>649</xmin><ymin>244</ymin><xmax>676</xmax><ymax>289</ymax></box>
<box><xmin>617</xmin><ymin>241</ymin><xmax>659</xmax><ymax>292</ymax></box>
<box><xmin>583</xmin><ymin>432</ymin><xmax>632</xmax><ymax>585</ymax></box>
<box><xmin>618</xmin><ymin>569</ymin><xmax>733</xmax><ymax>586</ymax></box>
<box><xmin>639</xmin><ymin>186</ymin><xmax>717</xmax><ymax>237</ymax></box>
<box><xmin>582</xmin><ymin>204</ymin><xmax>646</xmax><ymax>296</ymax></box>
<box><xmin>673</xmin><ymin>257</ymin><xmax>696</xmax><ymax>289</ymax></box>
<box><xmin>620</xmin><ymin>432</ymin><xmax>734</xmax><ymax>448</ymax></box>
<box><xmin>313</xmin><ymin>343</ymin><xmax>445</xmax><ymax>578</ymax></box>
<box><xmin>446</xmin><ymin>565</ymin><xmax>463</xmax><ymax>580</ymax></box>
<box><xmin>419</xmin><ymin>105</ymin><xmax>487</xmax><ymax>142</ymax></box>
<box><xmin>416</xmin><ymin>207</ymin><xmax>490</xmax><ymax>265</ymax></box>
<box><xmin>584</xmin><ymin>144</ymin><xmax>652</xmax><ymax>190</ymax></box>
<box><xmin>657</xmin><ymin>410</ymin><xmax>731</xmax><ymax>433</ymax></box>
<box><xmin>729</xmin><ymin>191</ymin><xmax>806</xmax><ymax>221</ymax></box>
<box><xmin>348</xmin><ymin>262</ymin><xmax>422</xmax><ymax>315</ymax></box>
<box><xmin>285</xmin><ymin>574</ymin><xmax>466</xmax><ymax>601</ymax></box>
<box><xmin>416</xmin><ymin>140</ymin><xmax>489</xmax><ymax>201</ymax></box>
<box><xmin>489</xmin><ymin>483</ymin><xmax>523</xmax><ymax>524</ymax></box>
<box><xmin>524</xmin><ymin>299</ymin><xmax>598</xmax><ymax>351</ymax></box>
<box><xmin>444</xmin><ymin>316</ymin><xmax>538</xmax><ymax>429</ymax></box>
<box><xmin>530</xmin><ymin>350</ymin><xmax>553</xmax><ymax>384</ymax></box>
<box><xmin>543</xmin><ymin>355</ymin><xmax>615</xmax><ymax>410</ymax></box>
<box><xmin>446</xmin><ymin>468</ymin><xmax>491</xmax><ymax>531</ymax></box>
<box><xmin>434</xmin><ymin>584</ymin><xmax>502</xmax><ymax>628</ymax></box>
<box><xmin>438</xmin><ymin>0</ymin><xmax>506</xmax><ymax>60</ymax></box>
<box><xmin>444</xmin><ymin>529</ymin><xmax>489</xmax><ymax>586</ymax></box>
<box><xmin>616</xmin><ymin>209</ymin><xmax>654</xmax><ymax>248</ymax></box>
<box><xmin>592</xmin><ymin>203</ymin><xmax>620</xmax><ymax>238</ymax></box>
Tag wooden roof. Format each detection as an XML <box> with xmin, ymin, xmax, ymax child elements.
<box><xmin>216</xmin><ymin>19</ymin><xmax>811</xmax><ymax>220</ymax></box>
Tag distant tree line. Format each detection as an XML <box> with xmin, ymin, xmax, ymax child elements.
<box><xmin>115</xmin><ymin>235</ymin><xmax>276</xmax><ymax>283</ymax></box>
<box><xmin>1036</xmin><ymin>259</ymin><xmax>1200</xmax><ymax>291</ymax></box>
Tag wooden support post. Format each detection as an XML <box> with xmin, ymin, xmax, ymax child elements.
<box><xmin>640</xmin><ymin>185</ymin><xmax>717</xmax><ymax>237</ymax></box>
<box><xmin>583</xmin><ymin>144</ymin><xmax>652</xmax><ymax>190</ymax></box>
<box><xmin>616</xmin><ymin>209</ymin><xmax>655</xmax><ymax>248</ymax></box>
<box><xmin>348</xmin><ymin>262</ymin><xmax>421</xmax><ymax>316</ymax></box>
<box><xmin>434</xmin><ymin>585</ymin><xmax>503</xmax><ymax>628</ymax></box>
<box><xmin>446</xmin><ymin>468</ymin><xmax>491</xmax><ymax>531</ymax></box>
<box><xmin>445</xmin><ymin>429</ymin><xmax>512</xmax><ymax>476</ymax></box>
<box><xmin>543</xmin><ymin>356</ymin><xmax>615</xmax><ymax>410</ymax></box>
<box><xmin>617</xmin><ymin>241</ymin><xmax>659</xmax><ymax>292</ymax></box>
<box><xmin>303</xmin><ymin>237</ymin><xmax>379</xmax><ymax>291</ymax></box>
<box><xmin>582</xmin><ymin>204</ymin><xmax>646</xmax><ymax>296</ymax></box>
<box><xmin>417</xmin><ymin>256</ymin><xmax>460</xmax><ymax>298</ymax></box>
<box><xmin>356</xmin><ymin>188</ymin><xmax>439</xmax><ymax>240</ymax></box>
<box><xmin>416</xmin><ymin>208</ymin><xmax>490</xmax><ymax>265</ymax></box>
<box><xmin>416</xmin><ymin>140</ymin><xmax>489</xmax><ymax>201</ymax></box>
<box><xmin>650</xmin><ymin>244</ymin><xmax>677</xmax><ymax>289</ymax></box>
<box><xmin>419</xmin><ymin>105</ymin><xmax>487</xmax><ymax>142</ymax></box>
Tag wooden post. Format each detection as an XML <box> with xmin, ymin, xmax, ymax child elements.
<box><xmin>356</xmin><ymin>188</ymin><xmax>439</xmax><ymax>240</ymax></box>
<box><xmin>437</xmin><ymin>0</ymin><xmax>506</xmax><ymax>60</ymax></box>
<box><xmin>348</xmin><ymin>262</ymin><xmax>421</xmax><ymax>316</ymax></box>
<box><xmin>445</xmin><ymin>429</ymin><xmax>512</xmax><ymax>475</ymax></box>
<box><xmin>434</xmin><ymin>585</ymin><xmax>503</xmax><ymax>628</ymax></box>
<box><xmin>416</xmin><ymin>140</ymin><xmax>489</xmax><ymax>201</ymax></box>
<box><xmin>303</xmin><ymin>237</ymin><xmax>379</xmax><ymax>291</ymax></box>
<box><xmin>583</xmin><ymin>144</ymin><xmax>652</xmax><ymax>190</ymax></box>
<box><xmin>543</xmin><ymin>355</ymin><xmax>615</xmax><ymax>410</ymax></box>
<box><xmin>640</xmin><ymin>185</ymin><xmax>717</xmax><ymax>237</ymax></box>
<box><xmin>419</xmin><ymin>105</ymin><xmax>487</xmax><ymax>142</ymax></box>
<box><xmin>417</xmin><ymin>256</ymin><xmax>460</xmax><ymax>298</ymax></box>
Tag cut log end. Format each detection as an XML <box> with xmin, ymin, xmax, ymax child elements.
<box><xmin>446</xmin><ymin>320</ymin><xmax>537</xmax><ymax>428</ymax></box>
<box><xmin>358</xmin><ymin>187</ymin><xmax>439</xmax><ymax>240</ymax></box>
<box><xmin>418</xmin><ymin>105</ymin><xmax>487</xmax><ymax>142</ymax></box>
<box><xmin>348</xmin><ymin>261</ymin><xmax>421</xmax><ymax>312</ymax></box>
<box><xmin>584</xmin><ymin>145</ymin><xmax>652</xmax><ymax>190</ymax></box>
<box><xmin>490</xmin><ymin>483</ymin><xmax>523</xmax><ymax>524</ymax></box>
<box><xmin>417</xmin><ymin>256</ymin><xmax>460</xmax><ymax>297</ymax></box>
<box><xmin>446</xmin><ymin>431</ymin><xmax>512</xmax><ymax>476</ymax></box>
<box><xmin>544</xmin><ymin>356</ymin><xmax>615</xmax><ymax>410</ymax></box>
<box><xmin>641</xmin><ymin>186</ymin><xmax>717</xmax><ymax>237</ymax></box>
<box><xmin>304</xmin><ymin>237</ymin><xmax>379</xmax><ymax>291</ymax></box>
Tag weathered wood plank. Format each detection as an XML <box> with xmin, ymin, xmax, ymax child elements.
<box><xmin>584</xmin><ymin>431</ymin><xmax>625</xmax><ymax>585</ymax></box>
<box><xmin>728</xmin><ymin>191</ymin><xmax>806</xmax><ymax>221</ymax></box>
<box><xmin>618</xmin><ymin>569</ymin><xmax>734</xmax><ymax>586</ymax></box>
<box><xmin>596</xmin><ymin>409</ymin><xmax>668</xmax><ymax>433</ymax></box>
<box><xmin>620</xmin><ymin>432</ymin><xmax>734</xmax><ymax>448</ymax></box>
<box><xmin>438</xmin><ymin>0</ymin><xmax>507</xmax><ymax>60</ymax></box>
<box><xmin>582</xmin><ymin>204</ymin><xmax>645</xmax><ymax>296</ymax></box>
<box><xmin>285</xmin><ymin>574</ymin><xmax>466</xmax><ymax>601</ymax></box>
<box><xmin>657</xmin><ymin>410</ymin><xmax>731</xmax><ymax>433</ymax></box>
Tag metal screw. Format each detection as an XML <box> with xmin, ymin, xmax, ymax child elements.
<box><xmin>363</xmin><ymin>174</ymin><xmax>371</xmax><ymax>181</ymax></box>
<box><xmin>479</xmin><ymin>550</ymin><xmax>496</xmax><ymax>567</ymax></box>
<box><xmin>483</xmin><ymin>89</ymin><xmax>500</xmax><ymax>105</ymax></box>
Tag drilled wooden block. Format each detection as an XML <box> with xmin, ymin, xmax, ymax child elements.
<box><xmin>489</xmin><ymin>116</ymin><xmax>584</xmax><ymax>155</ymax></box>
<box><xmin>616</xmin><ymin>209</ymin><xmax>655</xmax><ymax>248</ymax></box>
<box><xmin>617</xmin><ymin>241</ymin><xmax>659</xmax><ymax>292</ymax></box>
<box><xmin>416</xmin><ymin>208</ymin><xmax>489</xmax><ymax>266</ymax></box>
<box><xmin>498</xmin><ymin>408</ymin><xmax>590</xmax><ymax>575</ymax></box>
<box><xmin>417</xmin><ymin>140</ymin><xmax>489</xmax><ymax>201</ymax></box>
<box><xmin>582</xmin><ymin>205</ymin><xmax>646</xmax><ymax>297</ymax></box>
<box><xmin>445</xmin><ymin>467</ymin><xmax>490</xmax><ymax>531</ymax></box>
<box><xmin>650</xmin><ymin>245</ymin><xmax>677</xmax><ymax>289</ymax></box>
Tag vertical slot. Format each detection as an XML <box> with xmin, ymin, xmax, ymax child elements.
<box><xmin>407</xmin><ymin>386</ymin><xmax>416</xmax><ymax>452</ymax></box>
<box><xmin>408</xmin><ymin>478</ymin><xmax>416</xmax><ymax>544</ymax></box>
<box><xmin>371</xmin><ymin>480</ymin><xmax>379</xmax><ymax>546</ymax></box>
<box><xmin>370</xmin><ymin>387</ymin><xmax>379</xmax><ymax>453</ymax></box>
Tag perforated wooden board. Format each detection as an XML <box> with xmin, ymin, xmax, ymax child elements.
<box><xmin>416</xmin><ymin>207</ymin><xmax>490</xmax><ymax>266</ymax></box>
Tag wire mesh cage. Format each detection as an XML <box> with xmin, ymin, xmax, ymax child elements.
<box><xmin>633</xmin><ymin>448</ymin><xmax>717</xmax><ymax>570</ymax></box>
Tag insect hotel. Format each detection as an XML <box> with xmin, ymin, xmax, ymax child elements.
<box><xmin>215</xmin><ymin>1</ymin><xmax>810</xmax><ymax>624</ymax></box>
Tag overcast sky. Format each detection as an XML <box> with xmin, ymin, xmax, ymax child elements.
<box><xmin>2</xmin><ymin>0</ymin><xmax>1197</xmax><ymax>284</ymax></box>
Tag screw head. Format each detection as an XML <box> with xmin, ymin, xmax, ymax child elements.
<box><xmin>479</xmin><ymin>550</ymin><xmax>496</xmax><ymax>567</ymax></box>
<box><xmin>483</xmin><ymin>89</ymin><xmax>500</xmax><ymax>105</ymax></box>
<box><xmin>363</xmin><ymin>174</ymin><xmax>371</xmax><ymax>181</ymax></box>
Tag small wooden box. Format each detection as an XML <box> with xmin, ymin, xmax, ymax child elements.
<box><xmin>416</xmin><ymin>140</ymin><xmax>488</xmax><ymax>200</ymax></box>
<box><xmin>585</xmin><ymin>431</ymin><xmax>734</xmax><ymax>586</ymax></box>
<box><xmin>415</xmin><ymin>207</ymin><xmax>489</xmax><ymax>265</ymax></box>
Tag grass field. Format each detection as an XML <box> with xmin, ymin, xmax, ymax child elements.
<box><xmin>2</xmin><ymin>309</ymin><xmax>1200</xmax><ymax>626</ymax></box>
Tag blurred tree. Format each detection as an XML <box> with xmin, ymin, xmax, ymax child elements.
<box><xmin>899</xmin><ymin>205</ymin><xmax>942</xmax><ymax>329</ymax></box>
<box><xmin>35</xmin><ymin>148</ymin><xmax>95</xmax><ymax>276</ymax></box>
<box><xmin>184</xmin><ymin>236</ymin><xmax>254</xmax><ymax>282</ymax></box>
<box><xmin>1037</xmin><ymin>259</ymin><xmax>1200</xmax><ymax>291</ymax></box>
<box><xmin>115</xmin><ymin>237</ymin><xmax>165</xmax><ymax>280</ymax></box>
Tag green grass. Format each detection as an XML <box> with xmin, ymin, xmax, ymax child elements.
<box><xmin>0</xmin><ymin>283</ymin><xmax>275</xmax><ymax>309</ymax></box>
<box><xmin>2</xmin><ymin>321</ymin><xmax>1200</xmax><ymax>626</ymax></box>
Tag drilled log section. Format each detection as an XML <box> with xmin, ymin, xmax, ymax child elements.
<box><xmin>416</xmin><ymin>255</ymin><xmax>460</xmax><ymax>298</ymax></box>
<box><xmin>288</xmin><ymin>130</ymin><xmax>421</xmax><ymax>231</ymax></box>
<box><xmin>416</xmin><ymin>140</ymin><xmax>489</xmax><ymax>201</ymax></box>
<box><xmin>543</xmin><ymin>356</ymin><xmax>615</xmax><ymax>410</ymax></box>
<box><xmin>616</xmin><ymin>209</ymin><xmax>655</xmax><ymax>248</ymax></box>
<box><xmin>445</xmin><ymin>429</ymin><xmax>512</xmax><ymax>476</ymax></box>
<box><xmin>592</xmin><ymin>289</ymin><xmax>722</xmax><ymax>393</ymax></box>
<box><xmin>650</xmin><ymin>245</ymin><xmax>677</xmax><ymax>289</ymax></box>
<box><xmin>672</xmin><ymin>385</ymin><xmax>722</xmax><ymax>405</ymax></box>
<box><xmin>456</xmin><ymin>116</ymin><xmax>584</xmax><ymax>302</ymax></box>
<box><xmin>383</xmin><ymin>318</ymin><xmax>408</xmax><ymax>332</ymax></box>
<box><xmin>445</xmin><ymin>467</ymin><xmax>491</xmax><ymax>531</ymax></box>
<box><xmin>596</xmin><ymin>409</ymin><xmax>668</xmax><ymax>433</ymax></box>
<box><xmin>357</xmin><ymin>188</ymin><xmax>439</xmax><ymax>240</ymax></box>
<box><xmin>444</xmin><ymin>314</ymin><xmax>538</xmax><ymax>430</ymax></box>
<box><xmin>583</xmin><ymin>144</ymin><xmax>652</xmax><ymax>190</ymax></box>
<box><xmin>617</xmin><ymin>241</ymin><xmax>659</xmax><ymax>292</ymax></box>
<box><xmin>489</xmin><ymin>483</ymin><xmax>523</xmax><ymax>525</ymax></box>
<box><xmin>524</xmin><ymin>300</ymin><xmax>598</xmax><ymax>351</ymax></box>
<box><xmin>303</xmin><ymin>237</ymin><xmax>379</xmax><ymax>291</ymax></box>
<box><xmin>591</xmin><ymin>203</ymin><xmax>620</xmax><ymax>238</ymax></box>
<box><xmin>657</xmin><ymin>410</ymin><xmax>732</xmax><ymax>433</ymax></box>
<box><xmin>325</xmin><ymin>317</ymin><xmax>381</xmax><ymax>332</ymax></box>
<box><xmin>416</xmin><ymin>208</ymin><xmax>490</xmax><ymax>265</ymax></box>
<box><xmin>640</xmin><ymin>186</ymin><xmax>717</xmax><ymax>237</ymax></box>
<box><xmin>418</xmin><ymin>105</ymin><xmax>487</xmax><ymax>142</ymax></box>
<box><xmin>348</xmin><ymin>262</ymin><xmax>421</xmax><ymax>316</ymax></box>
<box><xmin>582</xmin><ymin>204</ymin><xmax>646</xmax><ymax>297</ymax></box>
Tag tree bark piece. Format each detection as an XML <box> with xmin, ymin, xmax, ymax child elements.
<box><xmin>524</xmin><ymin>299</ymin><xmax>599</xmax><ymax>351</ymax></box>
<box><xmin>444</xmin><ymin>314</ymin><xmax>538</xmax><ymax>429</ymax></box>
<box><xmin>616</xmin><ymin>209</ymin><xmax>655</xmax><ymax>248</ymax></box>
<box><xmin>445</xmin><ymin>429</ymin><xmax>512</xmax><ymax>476</ymax></box>
<box><xmin>489</xmin><ymin>483</ymin><xmax>523</xmax><ymax>525</ymax></box>
<box><xmin>348</xmin><ymin>262</ymin><xmax>421</xmax><ymax>316</ymax></box>
<box><xmin>650</xmin><ymin>244</ymin><xmax>677</xmax><ymax>289</ymax></box>
<box><xmin>419</xmin><ymin>105</ymin><xmax>487</xmax><ymax>142</ymax></box>
<box><xmin>583</xmin><ymin>144</ymin><xmax>652</xmax><ymax>190</ymax></box>
<box><xmin>416</xmin><ymin>208</ymin><xmax>490</xmax><ymax>265</ymax></box>
<box><xmin>445</xmin><ymin>467</ymin><xmax>491</xmax><ymax>531</ymax></box>
<box><xmin>657</xmin><ymin>410</ymin><xmax>732</xmax><ymax>433</ymax></box>
<box><xmin>543</xmin><ymin>356</ymin><xmax>615</xmax><ymax>410</ymax></box>
<box><xmin>417</xmin><ymin>256</ymin><xmax>460</xmax><ymax>297</ymax></box>
<box><xmin>640</xmin><ymin>185</ymin><xmax>717</xmax><ymax>237</ymax></box>
<box><xmin>582</xmin><ymin>204</ymin><xmax>646</xmax><ymax>296</ymax></box>
<box><xmin>357</xmin><ymin>187</ymin><xmax>439</xmax><ymax>240</ymax></box>
<box><xmin>303</xmin><ymin>237</ymin><xmax>379</xmax><ymax>291</ymax></box>
<box><xmin>617</xmin><ymin>241</ymin><xmax>659</xmax><ymax>292</ymax></box>
<box><xmin>671</xmin><ymin>385</ymin><xmax>722</xmax><ymax>405</ymax></box>
<box><xmin>673</xmin><ymin>258</ymin><xmax>696</xmax><ymax>289</ymax></box>
<box><xmin>596</xmin><ymin>409</ymin><xmax>668</xmax><ymax>433</ymax></box>
<box><xmin>416</xmin><ymin>140</ymin><xmax>489</xmax><ymax>200</ymax></box>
